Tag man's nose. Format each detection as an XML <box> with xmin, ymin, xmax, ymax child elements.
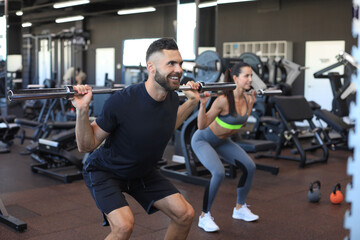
<box><xmin>175</xmin><ymin>64</ymin><xmax>183</xmax><ymax>73</ymax></box>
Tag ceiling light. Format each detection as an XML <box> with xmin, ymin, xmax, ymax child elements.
<box><xmin>217</xmin><ymin>0</ymin><xmax>256</xmax><ymax>4</ymax></box>
<box><xmin>53</xmin><ymin>0</ymin><xmax>90</xmax><ymax>9</ymax></box>
<box><xmin>117</xmin><ymin>7</ymin><xmax>156</xmax><ymax>16</ymax></box>
<box><xmin>16</xmin><ymin>11</ymin><xmax>23</xmax><ymax>16</ymax></box>
<box><xmin>199</xmin><ymin>1</ymin><xmax>217</xmax><ymax>8</ymax></box>
<box><xmin>55</xmin><ymin>15</ymin><xmax>84</xmax><ymax>23</ymax></box>
<box><xmin>22</xmin><ymin>22</ymin><xmax>32</xmax><ymax>28</ymax></box>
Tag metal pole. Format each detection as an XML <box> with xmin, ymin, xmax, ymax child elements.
<box><xmin>195</xmin><ymin>0</ymin><xmax>200</xmax><ymax>58</ymax></box>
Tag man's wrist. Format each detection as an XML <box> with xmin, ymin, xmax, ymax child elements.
<box><xmin>76</xmin><ymin>105</ymin><xmax>89</xmax><ymax>114</ymax></box>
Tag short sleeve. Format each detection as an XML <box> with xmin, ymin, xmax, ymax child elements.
<box><xmin>96</xmin><ymin>93</ymin><xmax>122</xmax><ymax>133</ymax></box>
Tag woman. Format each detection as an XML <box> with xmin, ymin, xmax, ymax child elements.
<box><xmin>191</xmin><ymin>62</ymin><xmax>258</xmax><ymax>233</ymax></box>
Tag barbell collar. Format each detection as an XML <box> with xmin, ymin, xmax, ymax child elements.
<box><xmin>255</xmin><ymin>89</ymin><xmax>283</xmax><ymax>96</ymax></box>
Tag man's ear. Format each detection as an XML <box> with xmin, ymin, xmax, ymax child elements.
<box><xmin>147</xmin><ymin>62</ymin><xmax>155</xmax><ymax>74</ymax></box>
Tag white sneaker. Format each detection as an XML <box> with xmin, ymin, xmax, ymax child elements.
<box><xmin>198</xmin><ymin>212</ymin><xmax>220</xmax><ymax>232</ymax></box>
<box><xmin>232</xmin><ymin>204</ymin><xmax>259</xmax><ymax>222</ymax></box>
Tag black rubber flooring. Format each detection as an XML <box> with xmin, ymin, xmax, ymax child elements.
<box><xmin>0</xmin><ymin>120</ymin><xmax>352</xmax><ymax>239</ymax></box>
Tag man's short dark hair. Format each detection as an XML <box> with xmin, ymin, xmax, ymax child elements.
<box><xmin>146</xmin><ymin>38</ymin><xmax>179</xmax><ymax>62</ymax></box>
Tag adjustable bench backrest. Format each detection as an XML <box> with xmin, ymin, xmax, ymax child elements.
<box><xmin>271</xmin><ymin>95</ymin><xmax>313</xmax><ymax>122</ymax></box>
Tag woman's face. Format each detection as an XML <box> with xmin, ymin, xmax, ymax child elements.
<box><xmin>233</xmin><ymin>66</ymin><xmax>253</xmax><ymax>90</ymax></box>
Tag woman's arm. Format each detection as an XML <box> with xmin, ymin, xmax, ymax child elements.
<box><xmin>197</xmin><ymin>94</ymin><xmax>224</xmax><ymax>130</ymax></box>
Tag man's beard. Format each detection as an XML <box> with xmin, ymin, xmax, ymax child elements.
<box><xmin>154</xmin><ymin>70</ymin><xmax>180</xmax><ymax>91</ymax></box>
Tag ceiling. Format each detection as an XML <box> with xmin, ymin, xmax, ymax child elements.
<box><xmin>7</xmin><ymin>0</ymin><xmax>178</xmax><ymax>25</ymax></box>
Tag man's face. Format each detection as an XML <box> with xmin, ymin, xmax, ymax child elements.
<box><xmin>152</xmin><ymin>49</ymin><xmax>183</xmax><ymax>91</ymax></box>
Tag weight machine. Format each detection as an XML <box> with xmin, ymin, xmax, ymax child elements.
<box><xmin>310</xmin><ymin>51</ymin><xmax>358</xmax><ymax>150</ymax></box>
<box><xmin>313</xmin><ymin>50</ymin><xmax>357</xmax><ymax>117</ymax></box>
<box><xmin>22</xmin><ymin>28</ymin><xmax>89</xmax><ymax>88</ymax></box>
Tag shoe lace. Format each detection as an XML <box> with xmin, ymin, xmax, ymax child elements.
<box><xmin>241</xmin><ymin>204</ymin><xmax>252</xmax><ymax>213</ymax></box>
<box><xmin>206</xmin><ymin>212</ymin><xmax>215</xmax><ymax>221</ymax></box>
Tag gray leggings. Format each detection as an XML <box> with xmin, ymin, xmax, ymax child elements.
<box><xmin>191</xmin><ymin>127</ymin><xmax>256</xmax><ymax>213</ymax></box>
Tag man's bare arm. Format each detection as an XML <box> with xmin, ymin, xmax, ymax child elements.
<box><xmin>72</xmin><ymin>85</ymin><xmax>109</xmax><ymax>153</ymax></box>
<box><xmin>175</xmin><ymin>98</ymin><xmax>199</xmax><ymax>129</ymax></box>
<box><xmin>174</xmin><ymin>81</ymin><xmax>200</xmax><ymax>129</ymax></box>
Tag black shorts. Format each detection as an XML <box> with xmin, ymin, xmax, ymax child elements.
<box><xmin>82</xmin><ymin>168</ymin><xmax>179</xmax><ymax>225</ymax></box>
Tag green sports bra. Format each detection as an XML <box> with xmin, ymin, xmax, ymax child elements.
<box><xmin>215</xmin><ymin>95</ymin><xmax>249</xmax><ymax>130</ymax></box>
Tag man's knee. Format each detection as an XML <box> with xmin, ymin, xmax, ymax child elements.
<box><xmin>110</xmin><ymin>220</ymin><xmax>134</xmax><ymax>237</ymax></box>
<box><xmin>176</xmin><ymin>203</ymin><xmax>195</xmax><ymax>226</ymax></box>
<box><xmin>107</xmin><ymin>210</ymin><xmax>135</xmax><ymax>237</ymax></box>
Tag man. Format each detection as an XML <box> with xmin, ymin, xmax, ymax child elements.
<box><xmin>72</xmin><ymin>38</ymin><xmax>199</xmax><ymax>240</ymax></box>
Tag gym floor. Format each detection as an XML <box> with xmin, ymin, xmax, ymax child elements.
<box><xmin>0</xmin><ymin>131</ymin><xmax>352</xmax><ymax>240</ymax></box>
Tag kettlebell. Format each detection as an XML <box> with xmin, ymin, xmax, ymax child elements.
<box><xmin>330</xmin><ymin>183</ymin><xmax>343</xmax><ymax>204</ymax></box>
<box><xmin>308</xmin><ymin>180</ymin><xmax>321</xmax><ymax>203</ymax></box>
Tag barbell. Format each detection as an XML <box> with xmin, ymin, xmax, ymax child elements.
<box><xmin>8</xmin><ymin>82</ymin><xmax>282</xmax><ymax>101</ymax></box>
<box><xmin>8</xmin><ymin>82</ymin><xmax>234</xmax><ymax>101</ymax></box>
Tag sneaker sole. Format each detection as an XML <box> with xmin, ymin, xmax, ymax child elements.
<box><xmin>232</xmin><ymin>215</ymin><xmax>259</xmax><ymax>222</ymax></box>
<box><xmin>198</xmin><ymin>223</ymin><xmax>220</xmax><ymax>232</ymax></box>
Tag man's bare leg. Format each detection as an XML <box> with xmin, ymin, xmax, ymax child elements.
<box><xmin>104</xmin><ymin>206</ymin><xmax>134</xmax><ymax>240</ymax></box>
<box><xmin>154</xmin><ymin>193</ymin><xmax>194</xmax><ymax>240</ymax></box>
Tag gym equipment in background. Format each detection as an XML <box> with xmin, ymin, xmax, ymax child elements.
<box><xmin>255</xmin><ymin>95</ymin><xmax>329</xmax><ymax>168</ymax></box>
<box><xmin>308</xmin><ymin>180</ymin><xmax>321</xmax><ymax>203</ymax></box>
<box><xmin>239</xmin><ymin>52</ymin><xmax>270</xmax><ymax>83</ymax></box>
<box><xmin>313</xmin><ymin>50</ymin><xmax>358</xmax><ymax>117</ymax></box>
<box><xmin>309</xmin><ymin>100</ymin><xmax>353</xmax><ymax>151</ymax></box>
<box><xmin>0</xmin><ymin>196</ymin><xmax>27</xmax><ymax>232</ymax></box>
<box><xmin>273</xmin><ymin>57</ymin><xmax>307</xmax><ymax>95</ymax></box>
<box><xmin>22</xmin><ymin>28</ymin><xmax>89</xmax><ymax>88</ymax></box>
<box><xmin>28</xmin><ymin>127</ymin><xmax>84</xmax><ymax>183</ymax></box>
<box><xmin>0</xmin><ymin>115</ymin><xmax>20</xmax><ymax>153</ymax></box>
<box><xmin>182</xmin><ymin>50</ymin><xmax>223</xmax><ymax>83</ymax></box>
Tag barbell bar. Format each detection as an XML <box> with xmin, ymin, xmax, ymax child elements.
<box><xmin>7</xmin><ymin>82</ymin><xmax>235</xmax><ymax>101</ymax></box>
<box><xmin>8</xmin><ymin>86</ymin><xmax>125</xmax><ymax>101</ymax></box>
<box><xmin>178</xmin><ymin>89</ymin><xmax>283</xmax><ymax>99</ymax></box>
<box><xmin>7</xmin><ymin>82</ymin><xmax>282</xmax><ymax>102</ymax></box>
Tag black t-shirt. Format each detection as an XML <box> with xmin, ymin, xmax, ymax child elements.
<box><xmin>84</xmin><ymin>82</ymin><xmax>179</xmax><ymax>179</ymax></box>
